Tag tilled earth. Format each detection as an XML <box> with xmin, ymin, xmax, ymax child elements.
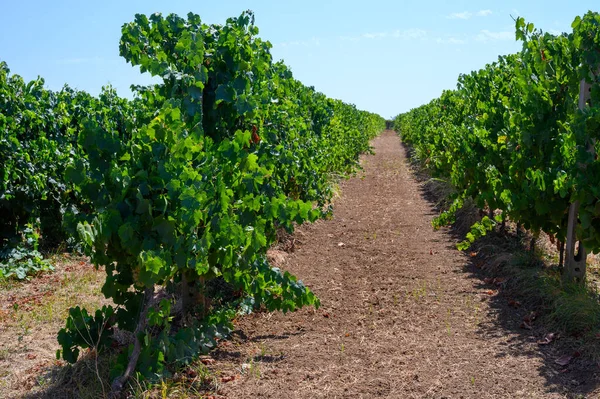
<box><xmin>212</xmin><ymin>131</ymin><xmax>600</xmax><ymax>398</ymax></box>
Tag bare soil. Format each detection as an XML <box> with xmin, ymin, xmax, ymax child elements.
<box><xmin>209</xmin><ymin>131</ymin><xmax>600</xmax><ymax>398</ymax></box>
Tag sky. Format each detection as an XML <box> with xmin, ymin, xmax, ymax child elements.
<box><xmin>0</xmin><ymin>1</ymin><xmax>598</xmax><ymax>119</ymax></box>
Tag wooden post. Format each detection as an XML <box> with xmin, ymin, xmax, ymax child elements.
<box><xmin>564</xmin><ymin>78</ymin><xmax>593</xmax><ymax>280</ymax></box>
<box><xmin>565</xmin><ymin>201</ymin><xmax>586</xmax><ymax>279</ymax></box>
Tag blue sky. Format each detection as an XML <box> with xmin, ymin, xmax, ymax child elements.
<box><xmin>0</xmin><ymin>1</ymin><xmax>597</xmax><ymax>118</ymax></box>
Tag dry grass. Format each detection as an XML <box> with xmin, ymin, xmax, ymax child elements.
<box><xmin>0</xmin><ymin>255</ymin><xmax>109</xmax><ymax>398</ymax></box>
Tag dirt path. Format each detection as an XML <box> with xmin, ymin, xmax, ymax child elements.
<box><xmin>215</xmin><ymin>131</ymin><xmax>594</xmax><ymax>398</ymax></box>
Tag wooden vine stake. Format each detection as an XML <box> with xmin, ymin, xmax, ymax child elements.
<box><xmin>565</xmin><ymin>201</ymin><xmax>586</xmax><ymax>280</ymax></box>
<box><xmin>564</xmin><ymin>78</ymin><xmax>593</xmax><ymax>281</ymax></box>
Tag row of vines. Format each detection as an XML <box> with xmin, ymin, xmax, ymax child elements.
<box><xmin>395</xmin><ymin>12</ymin><xmax>600</xmax><ymax>272</ymax></box>
<box><xmin>0</xmin><ymin>67</ymin><xmax>136</xmax><ymax>279</ymax></box>
<box><xmin>1</xmin><ymin>11</ymin><xmax>384</xmax><ymax>393</ymax></box>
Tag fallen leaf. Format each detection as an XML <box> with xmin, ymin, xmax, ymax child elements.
<box><xmin>221</xmin><ymin>375</ymin><xmax>236</xmax><ymax>383</ymax></box>
<box><xmin>25</xmin><ymin>354</ymin><xmax>37</xmax><ymax>360</ymax></box>
<box><xmin>508</xmin><ymin>299</ymin><xmax>522</xmax><ymax>308</ymax></box>
<box><xmin>493</xmin><ymin>277</ymin><xmax>507</xmax><ymax>286</ymax></box>
<box><xmin>200</xmin><ymin>357</ymin><xmax>215</xmax><ymax>365</ymax></box>
<box><xmin>559</xmin><ymin>368</ymin><xmax>570</xmax><ymax>374</ymax></box>
<box><xmin>537</xmin><ymin>333</ymin><xmax>555</xmax><ymax>345</ymax></box>
<box><xmin>555</xmin><ymin>354</ymin><xmax>573</xmax><ymax>367</ymax></box>
<box><xmin>523</xmin><ymin>312</ymin><xmax>537</xmax><ymax>323</ymax></box>
<box><xmin>520</xmin><ymin>321</ymin><xmax>533</xmax><ymax>330</ymax></box>
<box><xmin>186</xmin><ymin>369</ymin><xmax>198</xmax><ymax>378</ymax></box>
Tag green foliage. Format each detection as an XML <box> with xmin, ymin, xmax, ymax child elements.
<box><xmin>395</xmin><ymin>11</ymin><xmax>600</xmax><ymax>252</ymax></box>
<box><xmin>57</xmin><ymin>306</ymin><xmax>116</xmax><ymax>364</ymax></box>
<box><xmin>0</xmin><ymin>223</ymin><xmax>53</xmax><ymax>280</ymax></box>
<box><xmin>49</xmin><ymin>10</ymin><xmax>384</xmax><ymax>386</ymax></box>
<box><xmin>457</xmin><ymin>217</ymin><xmax>496</xmax><ymax>251</ymax></box>
<box><xmin>0</xmin><ymin>60</ymin><xmax>138</xmax><ymax>278</ymax></box>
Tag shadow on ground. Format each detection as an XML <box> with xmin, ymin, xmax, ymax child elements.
<box><xmin>399</xmin><ymin>134</ymin><xmax>600</xmax><ymax>398</ymax></box>
<box><xmin>20</xmin><ymin>351</ymin><xmax>114</xmax><ymax>399</ymax></box>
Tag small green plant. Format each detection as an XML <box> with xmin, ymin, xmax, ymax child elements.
<box><xmin>0</xmin><ymin>226</ymin><xmax>53</xmax><ymax>280</ymax></box>
<box><xmin>411</xmin><ymin>281</ymin><xmax>427</xmax><ymax>301</ymax></box>
<box><xmin>245</xmin><ymin>360</ymin><xmax>261</xmax><ymax>379</ymax></box>
<box><xmin>259</xmin><ymin>342</ymin><xmax>268</xmax><ymax>358</ymax></box>
<box><xmin>57</xmin><ymin>306</ymin><xmax>115</xmax><ymax>364</ymax></box>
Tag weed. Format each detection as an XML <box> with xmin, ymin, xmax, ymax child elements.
<box><xmin>259</xmin><ymin>342</ymin><xmax>268</xmax><ymax>357</ymax></box>
<box><xmin>247</xmin><ymin>360</ymin><xmax>261</xmax><ymax>379</ymax></box>
<box><xmin>411</xmin><ymin>281</ymin><xmax>427</xmax><ymax>301</ymax></box>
